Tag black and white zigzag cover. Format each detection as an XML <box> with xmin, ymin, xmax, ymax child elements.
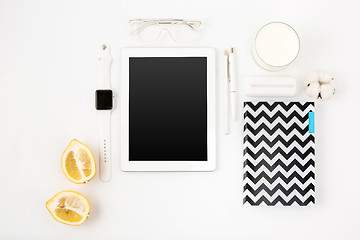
<box><xmin>243</xmin><ymin>102</ymin><xmax>315</xmax><ymax>206</ymax></box>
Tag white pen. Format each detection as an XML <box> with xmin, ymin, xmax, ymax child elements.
<box><xmin>229</xmin><ymin>47</ymin><xmax>237</xmax><ymax>120</ymax></box>
<box><xmin>224</xmin><ymin>50</ymin><xmax>229</xmax><ymax>135</ymax></box>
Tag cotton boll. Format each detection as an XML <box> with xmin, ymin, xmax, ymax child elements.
<box><xmin>305</xmin><ymin>70</ymin><xmax>337</xmax><ymax>100</ymax></box>
<box><xmin>320</xmin><ymin>83</ymin><xmax>335</xmax><ymax>99</ymax></box>
<box><xmin>305</xmin><ymin>72</ymin><xmax>319</xmax><ymax>86</ymax></box>
<box><xmin>318</xmin><ymin>71</ymin><xmax>334</xmax><ymax>84</ymax></box>
<box><xmin>306</xmin><ymin>82</ymin><xmax>320</xmax><ymax>99</ymax></box>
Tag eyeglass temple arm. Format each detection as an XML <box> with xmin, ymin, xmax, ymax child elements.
<box><xmin>184</xmin><ymin>21</ymin><xmax>201</xmax><ymax>30</ymax></box>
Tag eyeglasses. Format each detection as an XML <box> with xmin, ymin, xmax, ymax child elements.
<box><xmin>129</xmin><ymin>19</ymin><xmax>202</xmax><ymax>43</ymax></box>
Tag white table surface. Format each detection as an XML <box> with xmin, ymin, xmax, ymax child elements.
<box><xmin>1</xmin><ymin>0</ymin><xmax>359</xmax><ymax>239</ymax></box>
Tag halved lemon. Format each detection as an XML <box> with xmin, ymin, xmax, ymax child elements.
<box><xmin>46</xmin><ymin>191</ymin><xmax>90</xmax><ymax>226</ymax></box>
<box><xmin>61</xmin><ymin>139</ymin><xmax>96</xmax><ymax>184</ymax></box>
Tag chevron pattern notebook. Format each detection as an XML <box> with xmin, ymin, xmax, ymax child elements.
<box><xmin>243</xmin><ymin>102</ymin><xmax>315</xmax><ymax>206</ymax></box>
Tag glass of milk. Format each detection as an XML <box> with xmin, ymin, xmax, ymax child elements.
<box><xmin>252</xmin><ymin>22</ymin><xmax>300</xmax><ymax>71</ymax></box>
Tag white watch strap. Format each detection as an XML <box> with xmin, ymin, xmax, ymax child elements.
<box><xmin>99</xmin><ymin>110</ymin><xmax>111</xmax><ymax>181</ymax></box>
<box><xmin>98</xmin><ymin>43</ymin><xmax>112</xmax><ymax>182</ymax></box>
<box><xmin>98</xmin><ymin>43</ymin><xmax>112</xmax><ymax>89</ymax></box>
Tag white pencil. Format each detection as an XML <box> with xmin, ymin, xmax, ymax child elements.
<box><xmin>224</xmin><ymin>50</ymin><xmax>230</xmax><ymax>135</ymax></box>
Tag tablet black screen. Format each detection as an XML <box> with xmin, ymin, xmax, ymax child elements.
<box><xmin>129</xmin><ymin>57</ymin><xmax>207</xmax><ymax>161</ymax></box>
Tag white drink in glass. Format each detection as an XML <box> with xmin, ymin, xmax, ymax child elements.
<box><xmin>253</xmin><ymin>22</ymin><xmax>300</xmax><ymax>71</ymax></box>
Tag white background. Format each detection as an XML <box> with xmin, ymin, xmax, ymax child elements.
<box><xmin>0</xmin><ymin>0</ymin><xmax>359</xmax><ymax>239</ymax></box>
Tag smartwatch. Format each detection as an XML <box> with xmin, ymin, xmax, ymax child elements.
<box><xmin>95</xmin><ymin>43</ymin><xmax>113</xmax><ymax>182</ymax></box>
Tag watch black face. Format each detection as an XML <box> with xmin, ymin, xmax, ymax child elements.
<box><xmin>95</xmin><ymin>90</ymin><xmax>113</xmax><ymax>110</ymax></box>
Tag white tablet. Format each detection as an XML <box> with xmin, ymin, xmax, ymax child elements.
<box><xmin>120</xmin><ymin>48</ymin><xmax>216</xmax><ymax>171</ymax></box>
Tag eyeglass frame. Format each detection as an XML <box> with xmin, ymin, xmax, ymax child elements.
<box><xmin>129</xmin><ymin>19</ymin><xmax>202</xmax><ymax>43</ymax></box>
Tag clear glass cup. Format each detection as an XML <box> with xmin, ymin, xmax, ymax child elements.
<box><xmin>252</xmin><ymin>22</ymin><xmax>300</xmax><ymax>71</ymax></box>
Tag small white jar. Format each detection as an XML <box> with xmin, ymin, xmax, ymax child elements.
<box><xmin>252</xmin><ymin>22</ymin><xmax>300</xmax><ymax>71</ymax></box>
